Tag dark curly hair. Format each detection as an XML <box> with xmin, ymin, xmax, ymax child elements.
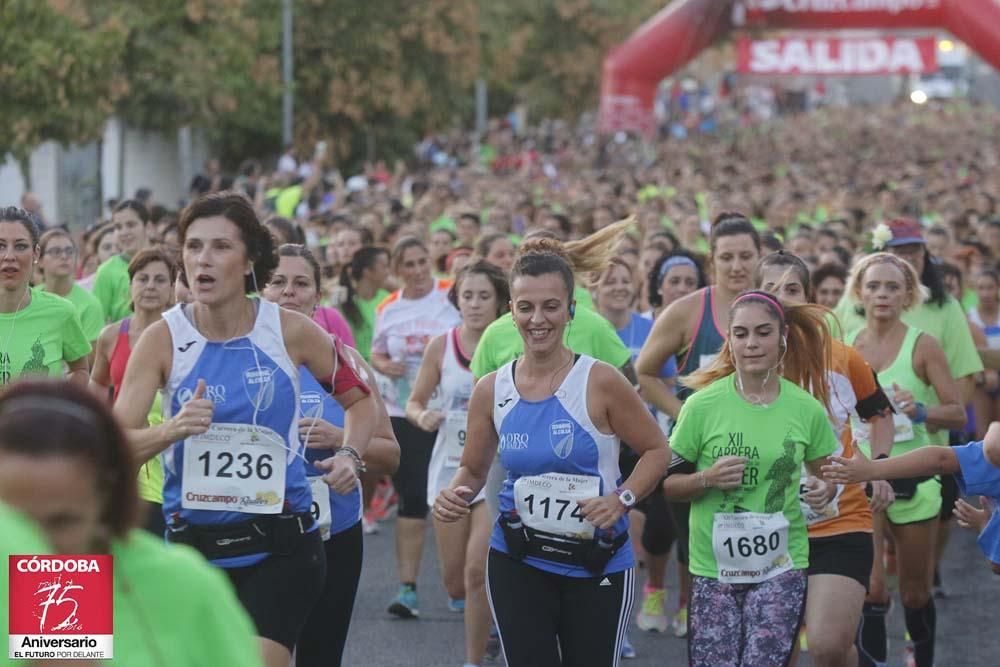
<box><xmin>178</xmin><ymin>191</ymin><xmax>277</xmax><ymax>293</ymax></box>
<box><xmin>448</xmin><ymin>259</ymin><xmax>511</xmax><ymax>317</ymax></box>
<box><xmin>648</xmin><ymin>251</ymin><xmax>707</xmax><ymax>309</ymax></box>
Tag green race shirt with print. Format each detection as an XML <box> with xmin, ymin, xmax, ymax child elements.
<box><xmin>343</xmin><ymin>288</ymin><xmax>390</xmax><ymax>362</ymax></box>
<box><xmin>42</xmin><ymin>283</ymin><xmax>104</xmax><ymax>342</ymax></box>
<box><xmin>470</xmin><ymin>305</ymin><xmax>631</xmax><ymax>379</ymax></box>
<box><xmin>0</xmin><ymin>288</ymin><xmax>91</xmax><ymax>385</ymax></box>
<box><xmin>669</xmin><ymin>376</ymin><xmax>839</xmax><ymax>579</ymax></box>
<box><xmin>92</xmin><ymin>254</ymin><xmax>132</xmax><ymax>323</ymax></box>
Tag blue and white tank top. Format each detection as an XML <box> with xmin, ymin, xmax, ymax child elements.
<box><xmin>299</xmin><ymin>368</ymin><xmax>363</xmax><ymax>539</ymax></box>
<box><xmin>970</xmin><ymin>307</ymin><xmax>1000</xmax><ymax>349</ymax></box>
<box><xmin>160</xmin><ymin>299</ymin><xmax>313</xmax><ymax>567</ymax></box>
<box><xmin>426</xmin><ymin>328</ymin><xmax>483</xmax><ymax>507</ymax></box>
<box><xmin>489</xmin><ymin>355</ymin><xmax>634</xmax><ymax>577</ymax></box>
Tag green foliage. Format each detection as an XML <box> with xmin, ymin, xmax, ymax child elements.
<box><xmin>0</xmin><ymin>0</ymin><xmax>127</xmax><ymax>167</ymax></box>
<box><xmin>3</xmin><ymin>0</ymin><xmax>665</xmax><ymax>171</ymax></box>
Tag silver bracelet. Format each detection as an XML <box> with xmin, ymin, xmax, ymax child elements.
<box><xmin>334</xmin><ymin>446</ymin><xmax>367</xmax><ymax>473</ymax></box>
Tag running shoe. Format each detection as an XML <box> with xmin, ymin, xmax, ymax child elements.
<box><xmin>370</xmin><ymin>479</ymin><xmax>398</xmax><ymax>522</ymax></box>
<box><xmin>798</xmin><ymin>626</ymin><xmax>808</xmax><ymax>652</ymax></box>
<box><xmin>620</xmin><ymin>632</ymin><xmax>637</xmax><ymax>659</ymax></box>
<box><xmin>903</xmin><ymin>645</ymin><xmax>916</xmax><ymax>667</ymax></box>
<box><xmin>671</xmin><ymin>604</ymin><xmax>688</xmax><ymax>638</ymax></box>
<box><xmin>636</xmin><ymin>584</ymin><xmax>668</xmax><ymax>633</ymax></box>
<box><xmin>361</xmin><ymin>512</ymin><xmax>380</xmax><ymax>535</ymax></box>
<box><xmin>448</xmin><ymin>597</ymin><xmax>465</xmax><ymax>613</ymax></box>
<box><xmin>387</xmin><ymin>585</ymin><xmax>420</xmax><ymax>619</ymax></box>
<box><xmin>485</xmin><ymin>626</ymin><xmax>501</xmax><ymax>662</ymax></box>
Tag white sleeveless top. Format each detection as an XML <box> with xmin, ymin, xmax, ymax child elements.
<box><xmin>426</xmin><ymin>328</ymin><xmax>482</xmax><ymax>506</ymax></box>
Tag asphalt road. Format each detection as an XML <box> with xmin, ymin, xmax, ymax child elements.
<box><xmin>342</xmin><ymin>517</ymin><xmax>1000</xmax><ymax>667</ymax></box>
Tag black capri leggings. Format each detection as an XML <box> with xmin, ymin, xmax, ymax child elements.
<box><xmin>390</xmin><ymin>416</ymin><xmax>437</xmax><ymax>519</ymax></box>
<box><xmin>487</xmin><ymin>549</ymin><xmax>634</xmax><ymax>667</ymax></box>
<box><xmin>296</xmin><ymin>522</ymin><xmax>364</xmax><ymax>667</ymax></box>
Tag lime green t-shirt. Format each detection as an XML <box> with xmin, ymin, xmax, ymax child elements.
<box><xmin>470</xmin><ymin>305</ymin><xmax>631</xmax><ymax>379</ymax></box>
<box><xmin>573</xmin><ymin>285</ymin><xmax>594</xmax><ymax>311</ymax></box>
<box><xmin>0</xmin><ymin>288</ymin><xmax>91</xmax><ymax>385</ymax></box>
<box><xmin>109</xmin><ymin>531</ymin><xmax>263</xmax><ymax>666</ymax></box>
<box><xmin>343</xmin><ymin>288</ymin><xmax>390</xmax><ymax>362</ymax></box>
<box><xmin>833</xmin><ymin>295</ymin><xmax>982</xmax><ymax>445</ymax></box>
<box><xmin>670</xmin><ymin>376</ymin><xmax>839</xmax><ymax>579</ymax></box>
<box><xmin>42</xmin><ymin>283</ymin><xmax>104</xmax><ymax>342</ymax></box>
<box><xmin>92</xmin><ymin>254</ymin><xmax>132</xmax><ymax>323</ymax></box>
<box><xmin>1</xmin><ymin>503</ymin><xmax>51</xmax><ymax>667</ymax></box>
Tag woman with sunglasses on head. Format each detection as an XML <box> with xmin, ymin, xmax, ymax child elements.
<box><xmin>263</xmin><ymin>243</ymin><xmax>399</xmax><ymax>667</ymax></box>
<box><xmin>90</xmin><ymin>248</ymin><xmax>177</xmax><ymax>537</ymax></box>
<box><xmin>38</xmin><ymin>229</ymin><xmax>103</xmax><ymax>348</ymax></box>
<box><xmin>838</xmin><ymin>252</ymin><xmax>966</xmax><ymax>667</ymax></box>
<box><xmin>664</xmin><ymin>290</ymin><xmax>840</xmax><ymax>667</ymax></box>
<box><xmin>435</xmin><ymin>238</ymin><xmax>670</xmax><ymax>667</ymax></box>
<box><xmin>406</xmin><ymin>260</ymin><xmax>509</xmax><ymax>667</ymax></box>
<box><xmin>0</xmin><ymin>380</ymin><xmax>263</xmax><ymax>666</ymax></box>
<box><xmin>114</xmin><ymin>192</ymin><xmax>378</xmax><ymax>667</ymax></box>
<box><xmin>755</xmin><ymin>252</ymin><xmax>896</xmax><ymax>667</ymax></box>
<box><xmin>371</xmin><ymin>235</ymin><xmax>461</xmax><ymax>618</ymax></box>
<box><xmin>0</xmin><ymin>206</ymin><xmax>91</xmax><ymax>387</ymax></box>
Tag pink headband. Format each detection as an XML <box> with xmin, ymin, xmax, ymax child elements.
<box><xmin>733</xmin><ymin>291</ymin><xmax>785</xmax><ymax>319</ymax></box>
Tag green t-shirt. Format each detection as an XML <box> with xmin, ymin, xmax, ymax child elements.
<box><xmin>92</xmin><ymin>254</ymin><xmax>132</xmax><ymax>323</ymax></box>
<box><xmin>470</xmin><ymin>305</ymin><xmax>631</xmax><ymax>379</ymax></box>
<box><xmin>343</xmin><ymin>288</ymin><xmax>390</xmax><ymax>362</ymax></box>
<box><xmin>0</xmin><ymin>288</ymin><xmax>91</xmax><ymax>385</ymax></box>
<box><xmin>670</xmin><ymin>376</ymin><xmax>839</xmax><ymax>579</ymax></box>
<box><xmin>1</xmin><ymin>503</ymin><xmax>51</xmax><ymax>667</ymax></box>
<box><xmin>573</xmin><ymin>285</ymin><xmax>594</xmax><ymax>311</ymax></box>
<box><xmin>42</xmin><ymin>283</ymin><xmax>104</xmax><ymax>342</ymax></box>
<box><xmin>109</xmin><ymin>531</ymin><xmax>263</xmax><ymax>666</ymax></box>
<box><xmin>833</xmin><ymin>295</ymin><xmax>983</xmax><ymax>445</ymax></box>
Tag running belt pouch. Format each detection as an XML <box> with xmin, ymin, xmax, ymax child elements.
<box><xmin>582</xmin><ymin>532</ymin><xmax>629</xmax><ymax>575</ymax></box>
<box><xmin>167</xmin><ymin>519</ymin><xmax>270</xmax><ymax>560</ymax></box>
<box><xmin>499</xmin><ymin>515</ymin><xmax>529</xmax><ymax>560</ymax></box>
<box><xmin>271</xmin><ymin>512</ymin><xmax>314</xmax><ymax>556</ymax></box>
<box><xmin>888</xmin><ymin>476</ymin><xmax>930</xmax><ymax>501</ymax></box>
<box><xmin>521</xmin><ymin>527</ymin><xmax>590</xmax><ymax>567</ymax></box>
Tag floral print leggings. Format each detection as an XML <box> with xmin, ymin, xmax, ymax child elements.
<box><xmin>689</xmin><ymin>569</ymin><xmax>806</xmax><ymax>667</ymax></box>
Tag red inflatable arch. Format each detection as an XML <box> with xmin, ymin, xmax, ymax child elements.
<box><xmin>599</xmin><ymin>0</ymin><xmax>1000</xmax><ymax>134</ymax></box>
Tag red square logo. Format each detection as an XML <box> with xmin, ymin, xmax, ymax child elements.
<box><xmin>8</xmin><ymin>555</ymin><xmax>113</xmax><ymax>660</ymax></box>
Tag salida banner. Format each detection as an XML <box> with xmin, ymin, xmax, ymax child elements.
<box><xmin>736</xmin><ymin>36</ymin><xmax>938</xmax><ymax>75</ymax></box>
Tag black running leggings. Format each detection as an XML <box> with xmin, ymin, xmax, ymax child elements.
<box><xmin>296</xmin><ymin>522</ymin><xmax>364</xmax><ymax>667</ymax></box>
<box><xmin>487</xmin><ymin>549</ymin><xmax>634</xmax><ymax>667</ymax></box>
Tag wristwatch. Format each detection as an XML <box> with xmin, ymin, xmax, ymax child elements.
<box><xmin>614</xmin><ymin>488</ymin><xmax>637</xmax><ymax>510</ymax></box>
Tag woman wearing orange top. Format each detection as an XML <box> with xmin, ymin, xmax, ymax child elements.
<box><xmin>755</xmin><ymin>251</ymin><xmax>896</xmax><ymax>667</ymax></box>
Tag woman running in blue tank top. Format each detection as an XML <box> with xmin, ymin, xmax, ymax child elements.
<box><xmin>434</xmin><ymin>237</ymin><xmax>670</xmax><ymax>666</ymax></box>
<box><xmin>114</xmin><ymin>192</ymin><xmax>379</xmax><ymax>667</ymax></box>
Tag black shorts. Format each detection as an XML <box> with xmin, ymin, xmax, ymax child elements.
<box><xmin>807</xmin><ymin>531</ymin><xmax>874</xmax><ymax>591</ymax></box>
<box><xmin>390</xmin><ymin>416</ymin><xmax>437</xmax><ymax>519</ymax></box>
<box><xmin>939</xmin><ymin>473</ymin><xmax>958</xmax><ymax>520</ymax></box>
<box><xmin>225</xmin><ymin>529</ymin><xmax>326</xmax><ymax>651</ymax></box>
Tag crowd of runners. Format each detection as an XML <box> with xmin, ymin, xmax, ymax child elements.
<box><xmin>2</xmin><ymin>99</ymin><xmax>1000</xmax><ymax>667</ymax></box>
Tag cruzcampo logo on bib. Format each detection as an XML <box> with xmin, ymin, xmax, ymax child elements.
<box><xmin>549</xmin><ymin>420</ymin><xmax>574</xmax><ymax>459</ymax></box>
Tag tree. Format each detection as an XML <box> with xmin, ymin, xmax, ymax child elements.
<box><xmin>479</xmin><ymin>0</ymin><xmax>666</xmax><ymax>121</ymax></box>
<box><xmin>0</xmin><ymin>0</ymin><xmax>127</xmax><ymax>181</ymax></box>
<box><xmin>287</xmin><ymin>0</ymin><xmax>481</xmax><ymax>167</ymax></box>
